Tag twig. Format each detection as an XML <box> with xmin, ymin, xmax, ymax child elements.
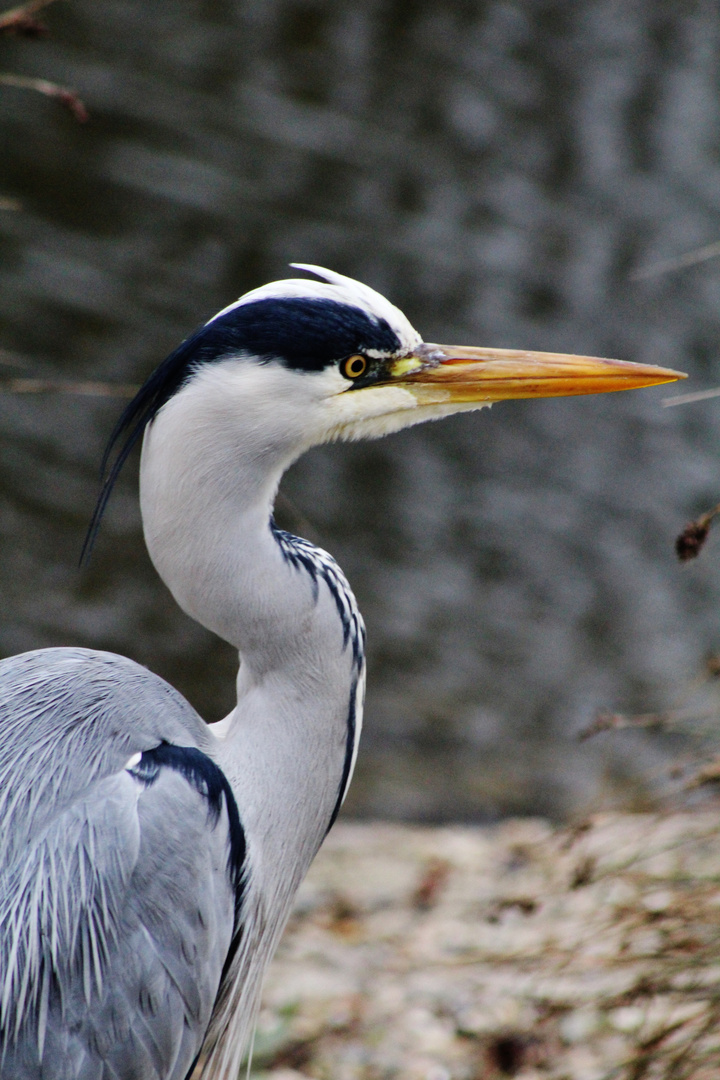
<box><xmin>665</xmin><ymin>1003</ymin><xmax>720</xmax><ymax>1080</ymax></box>
<box><xmin>630</xmin><ymin>240</ymin><xmax>720</xmax><ymax>282</ymax></box>
<box><xmin>0</xmin><ymin>349</ymin><xmax>30</xmax><ymax>368</ymax></box>
<box><xmin>0</xmin><ymin>0</ymin><xmax>57</xmax><ymax>35</ymax></box>
<box><xmin>685</xmin><ymin>755</ymin><xmax>720</xmax><ymax>790</ymax></box>
<box><xmin>0</xmin><ymin>378</ymin><xmax>137</xmax><ymax>397</ymax></box>
<box><xmin>663</xmin><ymin>386</ymin><xmax>720</xmax><ymax>407</ymax></box>
<box><xmin>0</xmin><ymin>72</ymin><xmax>88</xmax><ymax>122</ymax></box>
<box><xmin>578</xmin><ymin>710</ymin><xmax>678</xmax><ymax>742</ymax></box>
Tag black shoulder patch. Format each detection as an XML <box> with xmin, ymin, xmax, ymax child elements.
<box><xmin>132</xmin><ymin>742</ymin><xmax>249</xmax><ymax>1047</ymax></box>
<box><xmin>81</xmin><ymin>296</ymin><xmax>401</xmax><ymax>562</ymax></box>
<box><xmin>131</xmin><ymin>743</ymin><xmax>246</xmax><ymax>919</ymax></box>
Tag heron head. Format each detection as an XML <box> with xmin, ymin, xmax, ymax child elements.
<box><xmin>126</xmin><ymin>263</ymin><xmax>686</xmax><ymax>449</ymax></box>
<box><xmin>83</xmin><ymin>265</ymin><xmax>684</xmax><ymax>560</ymax></box>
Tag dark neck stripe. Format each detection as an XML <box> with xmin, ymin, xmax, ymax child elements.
<box><xmin>325</xmin><ymin>675</ymin><xmax>359</xmax><ymax>835</ymax></box>
<box><xmin>270</xmin><ymin>519</ymin><xmax>366</xmax><ymax>669</ymax></box>
<box><xmin>269</xmin><ymin>521</ymin><xmax>364</xmax><ymax>835</ymax></box>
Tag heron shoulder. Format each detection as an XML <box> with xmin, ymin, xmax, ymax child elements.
<box><xmin>0</xmin><ymin>648</ymin><xmax>248</xmax><ymax>1078</ymax></box>
<box><xmin>0</xmin><ymin>648</ymin><xmax>216</xmax><ymax>858</ymax></box>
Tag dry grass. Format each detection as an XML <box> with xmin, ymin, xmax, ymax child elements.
<box><xmin>254</xmin><ymin>814</ymin><xmax>720</xmax><ymax>1080</ymax></box>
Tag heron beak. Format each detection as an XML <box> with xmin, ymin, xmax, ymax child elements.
<box><xmin>386</xmin><ymin>344</ymin><xmax>686</xmax><ymax>404</ymax></box>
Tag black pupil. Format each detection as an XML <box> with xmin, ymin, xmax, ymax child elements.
<box><xmin>347</xmin><ymin>356</ymin><xmax>365</xmax><ymax>377</ymax></box>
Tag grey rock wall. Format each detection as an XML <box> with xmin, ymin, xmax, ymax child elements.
<box><xmin>2</xmin><ymin>1</ymin><xmax>720</xmax><ymax>819</ymax></box>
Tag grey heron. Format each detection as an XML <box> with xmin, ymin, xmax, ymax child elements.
<box><xmin>0</xmin><ymin>266</ymin><xmax>683</xmax><ymax>1079</ymax></box>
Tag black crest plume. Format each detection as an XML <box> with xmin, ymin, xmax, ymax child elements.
<box><xmin>80</xmin><ymin>321</ymin><xmax>220</xmax><ymax>564</ymax></box>
<box><xmin>81</xmin><ymin>294</ymin><xmax>401</xmax><ymax>563</ymax></box>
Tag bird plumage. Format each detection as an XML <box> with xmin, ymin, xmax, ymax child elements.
<box><xmin>0</xmin><ymin>266</ymin><xmax>683</xmax><ymax>1079</ymax></box>
<box><xmin>0</xmin><ymin>650</ymin><xmax>239</xmax><ymax>1079</ymax></box>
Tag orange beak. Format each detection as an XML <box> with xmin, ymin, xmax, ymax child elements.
<box><xmin>387</xmin><ymin>344</ymin><xmax>686</xmax><ymax>403</ymax></box>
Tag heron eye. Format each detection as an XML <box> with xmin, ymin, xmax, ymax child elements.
<box><xmin>340</xmin><ymin>354</ymin><xmax>368</xmax><ymax>380</ymax></box>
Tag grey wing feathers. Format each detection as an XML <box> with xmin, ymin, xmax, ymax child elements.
<box><xmin>0</xmin><ymin>648</ymin><xmax>242</xmax><ymax>1080</ymax></box>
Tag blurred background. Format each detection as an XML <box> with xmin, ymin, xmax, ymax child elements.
<box><xmin>2</xmin><ymin>0</ymin><xmax>720</xmax><ymax>822</ymax></box>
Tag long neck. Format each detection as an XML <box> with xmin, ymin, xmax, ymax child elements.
<box><xmin>138</xmin><ymin>379</ymin><xmax>364</xmax><ymax>884</ymax></box>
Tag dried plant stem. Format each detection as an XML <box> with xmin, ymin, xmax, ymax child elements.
<box><xmin>0</xmin><ymin>72</ymin><xmax>88</xmax><ymax>121</ymax></box>
<box><xmin>0</xmin><ymin>378</ymin><xmax>137</xmax><ymax>397</ymax></box>
<box><xmin>0</xmin><ymin>0</ymin><xmax>57</xmax><ymax>33</ymax></box>
<box><xmin>675</xmin><ymin>502</ymin><xmax>720</xmax><ymax>561</ymax></box>
<box><xmin>631</xmin><ymin>239</ymin><xmax>720</xmax><ymax>282</ymax></box>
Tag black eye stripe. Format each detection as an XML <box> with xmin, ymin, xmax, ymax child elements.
<box><xmin>209</xmin><ymin>298</ymin><xmax>401</xmax><ymax>374</ymax></box>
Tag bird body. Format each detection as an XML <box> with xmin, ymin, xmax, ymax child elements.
<box><xmin>0</xmin><ymin>648</ymin><xmax>238</xmax><ymax>1079</ymax></box>
<box><xmin>0</xmin><ymin>267</ymin><xmax>683</xmax><ymax>1079</ymax></box>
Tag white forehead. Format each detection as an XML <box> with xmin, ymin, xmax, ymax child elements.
<box><xmin>207</xmin><ymin>264</ymin><xmax>422</xmax><ymax>354</ymax></box>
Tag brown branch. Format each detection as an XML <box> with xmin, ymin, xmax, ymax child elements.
<box><xmin>0</xmin><ymin>72</ymin><xmax>88</xmax><ymax>122</ymax></box>
<box><xmin>577</xmin><ymin>709</ymin><xmax>676</xmax><ymax>742</ymax></box>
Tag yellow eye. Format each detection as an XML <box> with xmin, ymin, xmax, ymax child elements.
<box><xmin>340</xmin><ymin>354</ymin><xmax>368</xmax><ymax>380</ymax></box>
